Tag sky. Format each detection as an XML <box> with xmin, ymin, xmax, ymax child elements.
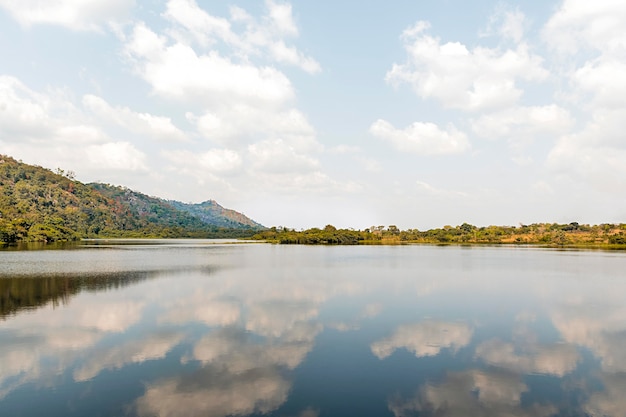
<box><xmin>0</xmin><ymin>0</ymin><xmax>625</xmax><ymax>230</ymax></box>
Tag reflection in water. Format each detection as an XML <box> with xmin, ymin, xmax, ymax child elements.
<box><xmin>0</xmin><ymin>272</ymin><xmax>152</xmax><ymax>319</ymax></box>
<box><xmin>74</xmin><ymin>331</ymin><xmax>185</xmax><ymax>382</ymax></box>
<box><xmin>388</xmin><ymin>369</ymin><xmax>556</xmax><ymax>417</ymax></box>
<box><xmin>135</xmin><ymin>367</ymin><xmax>291</xmax><ymax>417</ymax></box>
<box><xmin>475</xmin><ymin>338</ymin><xmax>580</xmax><ymax>377</ymax></box>
<box><xmin>1</xmin><ymin>243</ymin><xmax>626</xmax><ymax>416</ymax></box>
<box><xmin>371</xmin><ymin>320</ymin><xmax>473</xmax><ymax>359</ymax></box>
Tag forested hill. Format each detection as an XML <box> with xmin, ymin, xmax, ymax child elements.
<box><xmin>0</xmin><ymin>155</ymin><xmax>264</xmax><ymax>243</ymax></box>
<box><xmin>167</xmin><ymin>200</ymin><xmax>264</xmax><ymax>229</ymax></box>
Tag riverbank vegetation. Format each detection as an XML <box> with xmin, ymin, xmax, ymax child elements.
<box><xmin>251</xmin><ymin>223</ymin><xmax>626</xmax><ymax>248</ymax></box>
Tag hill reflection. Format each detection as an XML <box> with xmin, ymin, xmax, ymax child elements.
<box><xmin>0</xmin><ymin>271</ymin><xmax>152</xmax><ymax>319</ymax></box>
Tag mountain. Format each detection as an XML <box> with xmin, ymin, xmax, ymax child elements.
<box><xmin>0</xmin><ymin>155</ymin><xmax>264</xmax><ymax>243</ymax></box>
<box><xmin>168</xmin><ymin>200</ymin><xmax>264</xmax><ymax>229</ymax></box>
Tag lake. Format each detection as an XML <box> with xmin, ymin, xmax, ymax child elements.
<box><xmin>1</xmin><ymin>240</ymin><xmax>625</xmax><ymax>417</ymax></box>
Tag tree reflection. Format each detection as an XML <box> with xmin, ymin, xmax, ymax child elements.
<box><xmin>0</xmin><ymin>271</ymin><xmax>152</xmax><ymax>319</ymax></box>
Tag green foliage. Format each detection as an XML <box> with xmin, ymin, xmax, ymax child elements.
<box><xmin>251</xmin><ymin>225</ymin><xmax>367</xmax><ymax>245</ymax></box>
<box><xmin>0</xmin><ymin>155</ymin><xmax>263</xmax><ymax>243</ymax></box>
<box><xmin>251</xmin><ymin>222</ymin><xmax>626</xmax><ymax>247</ymax></box>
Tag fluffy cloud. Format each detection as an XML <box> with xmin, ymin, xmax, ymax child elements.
<box><xmin>547</xmin><ymin>108</ymin><xmax>626</xmax><ymax>189</ymax></box>
<box><xmin>248</xmin><ymin>139</ymin><xmax>319</xmax><ymax>174</ymax></box>
<box><xmin>370</xmin><ymin>119</ymin><xmax>470</xmax><ymax>155</ymax></box>
<box><xmin>386</xmin><ymin>20</ymin><xmax>547</xmax><ymax>112</ymax></box>
<box><xmin>164</xmin><ymin>149</ymin><xmax>242</xmax><ymax>176</ymax></box>
<box><xmin>572</xmin><ymin>58</ymin><xmax>626</xmax><ymax>109</ymax></box>
<box><xmin>82</xmin><ymin>95</ymin><xmax>187</xmax><ymax>142</ymax></box>
<box><xmin>471</xmin><ymin>105</ymin><xmax>573</xmax><ymax>141</ymax></box>
<box><xmin>124</xmin><ymin>26</ymin><xmax>294</xmax><ymax>106</ymax></box>
<box><xmin>188</xmin><ymin>106</ymin><xmax>317</xmax><ymax>150</ymax></box>
<box><xmin>542</xmin><ymin>1</ymin><xmax>626</xmax><ymax>190</ymax></box>
<box><xmin>543</xmin><ymin>0</ymin><xmax>626</xmax><ymax>54</ymax></box>
<box><xmin>162</xmin><ymin>0</ymin><xmax>319</xmax><ymax>73</ymax></box>
<box><xmin>119</xmin><ymin>1</ymin><xmax>328</xmax><ymax>195</ymax></box>
<box><xmin>84</xmin><ymin>141</ymin><xmax>149</xmax><ymax>172</ymax></box>
<box><xmin>481</xmin><ymin>7</ymin><xmax>527</xmax><ymax>43</ymax></box>
<box><xmin>371</xmin><ymin>320</ymin><xmax>473</xmax><ymax>359</ymax></box>
<box><xmin>0</xmin><ymin>75</ymin><xmax>95</xmax><ymax>143</ymax></box>
<box><xmin>0</xmin><ymin>75</ymin><xmax>151</xmax><ymax>178</ymax></box>
<box><xmin>0</xmin><ymin>0</ymin><xmax>134</xmax><ymax>31</ymax></box>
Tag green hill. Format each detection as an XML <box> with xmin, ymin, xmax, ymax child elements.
<box><xmin>0</xmin><ymin>155</ymin><xmax>264</xmax><ymax>243</ymax></box>
<box><xmin>168</xmin><ymin>199</ymin><xmax>264</xmax><ymax>229</ymax></box>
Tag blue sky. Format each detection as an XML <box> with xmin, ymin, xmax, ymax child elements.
<box><xmin>1</xmin><ymin>0</ymin><xmax>625</xmax><ymax>229</ymax></box>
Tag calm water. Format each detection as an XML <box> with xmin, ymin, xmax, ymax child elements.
<box><xmin>1</xmin><ymin>241</ymin><xmax>625</xmax><ymax>417</ymax></box>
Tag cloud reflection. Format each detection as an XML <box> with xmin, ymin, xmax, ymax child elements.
<box><xmin>133</xmin><ymin>324</ymin><xmax>322</xmax><ymax>417</ymax></box>
<box><xmin>135</xmin><ymin>367</ymin><xmax>291</xmax><ymax>417</ymax></box>
<box><xmin>388</xmin><ymin>369</ymin><xmax>556</xmax><ymax>417</ymax></box>
<box><xmin>73</xmin><ymin>331</ymin><xmax>185</xmax><ymax>382</ymax></box>
<box><xmin>371</xmin><ymin>320</ymin><xmax>473</xmax><ymax>359</ymax></box>
<box><xmin>475</xmin><ymin>338</ymin><xmax>579</xmax><ymax>377</ymax></box>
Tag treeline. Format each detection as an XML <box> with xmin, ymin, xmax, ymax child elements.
<box><xmin>251</xmin><ymin>222</ymin><xmax>626</xmax><ymax>247</ymax></box>
<box><xmin>0</xmin><ymin>155</ymin><xmax>262</xmax><ymax>243</ymax></box>
<box><xmin>252</xmin><ymin>225</ymin><xmax>366</xmax><ymax>244</ymax></box>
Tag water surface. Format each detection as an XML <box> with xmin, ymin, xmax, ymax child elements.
<box><xmin>1</xmin><ymin>241</ymin><xmax>625</xmax><ymax>416</ymax></box>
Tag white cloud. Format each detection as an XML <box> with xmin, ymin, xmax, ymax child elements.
<box><xmin>82</xmin><ymin>95</ymin><xmax>187</xmax><ymax>142</ymax></box>
<box><xmin>573</xmin><ymin>58</ymin><xmax>626</xmax><ymax>109</ymax></box>
<box><xmin>387</xmin><ymin>20</ymin><xmax>547</xmax><ymax>111</ymax></box>
<box><xmin>265</xmin><ymin>0</ymin><xmax>298</xmax><ymax>36</ymax></box>
<box><xmin>162</xmin><ymin>0</ymin><xmax>237</xmax><ymax>48</ymax></box>
<box><xmin>543</xmin><ymin>0</ymin><xmax>626</xmax><ymax>54</ymax></box>
<box><xmin>161</xmin><ymin>0</ymin><xmax>320</xmax><ymax>73</ymax></box>
<box><xmin>125</xmin><ymin>27</ymin><xmax>294</xmax><ymax>106</ymax></box>
<box><xmin>85</xmin><ymin>141</ymin><xmax>149</xmax><ymax>172</ymax></box>
<box><xmin>252</xmin><ymin>171</ymin><xmax>361</xmax><ymax>195</ymax></box>
<box><xmin>416</xmin><ymin>180</ymin><xmax>468</xmax><ymax>198</ymax></box>
<box><xmin>481</xmin><ymin>7</ymin><xmax>527</xmax><ymax>43</ymax></box>
<box><xmin>370</xmin><ymin>119</ymin><xmax>470</xmax><ymax>155</ymax></box>
<box><xmin>188</xmin><ymin>105</ymin><xmax>317</xmax><ymax>150</ymax></box>
<box><xmin>166</xmin><ymin>148</ymin><xmax>242</xmax><ymax>175</ymax></box>
<box><xmin>471</xmin><ymin>105</ymin><xmax>573</xmax><ymax>141</ymax></box>
<box><xmin>0</xmin><ymin>75</ymin><xmax>89</xmax><ymax>143</ymax></box>
<box><xmin>0</xmin><ymin>75</ymin><xmax>150</xmax><ymax>177</ymax></box>
<box><xmin>540</xmin><ymin>0</ymin><xmax>626</xmax><ymax>199</ymax></box>
<box><xmin>547</xmin><ymin>108</ymin><xmax>626</xmax><ymax>190</ymax></box>
<box><xmin>123</xmin><ymin>7</ymin><xmax>325</xmax><ymax>187</ymax></box>
<box><xmin>0</xmin><ymin>0</ymin><xmax>134</xmax><ymax>31</ymax></box>
<box><xmin>248</xmin><ymin>139</ymin><xmax>319</xmax><ymax>174</ymax></box>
